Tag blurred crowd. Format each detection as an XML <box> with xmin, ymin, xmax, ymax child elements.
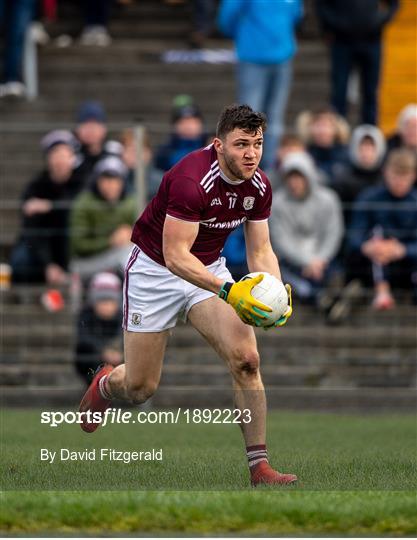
<box><xmin>2</xmin><ymin>0</ymin><xmax>416</xmax><ymax>381</ymax></box>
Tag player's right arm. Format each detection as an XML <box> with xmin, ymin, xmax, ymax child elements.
<box><xmin>163</xmin><ymin>216</ymin><xmax>271</xmax><ymax>324</ymax></box>
<box><xmin>163</xmin><ymin>215</ymin><xmax>223</xmax><ymax>294</ymax></box>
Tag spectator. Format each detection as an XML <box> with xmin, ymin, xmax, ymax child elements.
<box><xmin>333</xmin><ymin>124</ymin><xmax>386</xmax><ymax>226</ymax></box>
<box><xmin>315</xmin><ymin>0</ymin><xmax>399</xmax><ymax>125</ymax></box>
<box><xmin>387</xmin><ymin>104</ymin><xmax>417</xmax><ymax>157</ymax></box>
<box><xmin>75</xmin><ymin>272</ymin><xmax>123</xmax><ymax>385</ymax></box>
<box><xmin>0</xmin><ymin>0</ymin><xmax>36</xmax><ymax>98</ymax></box>
<box><xmin>222</xmin><ymin>226</ymin><xmax>247</xmax><ymax>281</ymax></box>
<box><xmin>296</xmin><ymin>107</ymin><xmax>350</xmax><ymax>183</ymax></box>
<box><xmin>269</xmin><ymin>152</ymin><xmax>344</xmax><ymax>303</ymax></box>
<box><xmin>218</xmin><ymin>0</ymin><xmax>303</xmax><ymax>170</ymax></box>
<box><xmin>119</xmin><ymin>128</ymin><xmax>164</xmax><ymax>200</ymax></box>
<box><xmin>79</xmin><ymin>0</ymin><xmax>112</xmax><ymax>47</ymax></box>
<box><xmin>155</xmin><ymin>102</ymin><xmax>206</xmax><ymax>172</ymax></box>
<box><xmin>10</xmin><ymin>130</ymin><xmax>84</xmax><ymax>285</ymax></box>
<box><xmin>75</xmin><ymin>100</ymin><xmax>123</xmax><ymax>179</ymax></box>
<box><xmin>70</xmin><ymin>156</ymin><xmax>137</xmax><ymax>280</ymax></box>
<box><xmin>268</xmin><ymin>133</ymin><xmax>306</xmax><ymax>189</ymax></box>
<box><xmin>348</xmin><ymin>149</ymin><xmax>417</xmax><ymax>310</ymax></box>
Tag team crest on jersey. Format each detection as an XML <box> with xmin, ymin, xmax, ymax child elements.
<box><xmin>131</xmin><ymin>313</ymin><xmax>142</xmax><ymax>325</ymax></box>
<box><xmin>243</xmin><ymin>196</ymin><xmax>255</xmax><ymax>210</ymax></box>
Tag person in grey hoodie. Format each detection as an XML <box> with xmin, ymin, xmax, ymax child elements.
<box><xmin>269</xmin><ymin>152</ymin><xmax>344</xmax><ymax>302</ymax></box>
<box><xmin>333</xmin><ymin>124</ymin><xmax>386</xmax><ymax>227</ymax></box>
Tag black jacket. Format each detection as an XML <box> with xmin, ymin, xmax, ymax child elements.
<box><xmin>315</xmin><ymin>0</ymin><xmax>399</xmax><ymax>40</ymax></box>
<box><xmin>75</xmin><ymin>306</ymin><xmax>123</xmax><ymax>380</ymax></box>
<box><xmin>18</xmin><ymin>168</ymin><xmax>84</xmax><ymax>269</ymax></box>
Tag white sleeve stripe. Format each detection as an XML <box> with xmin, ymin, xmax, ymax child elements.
<box><xmin>166</xmin><ymin>214</ymin><xmax>200</xmax><ymax>223</ymax></box>
<box><xmin>247</xmin><ymin>218</ymin><xmax>268</xmax><ymax>222</ymax></box>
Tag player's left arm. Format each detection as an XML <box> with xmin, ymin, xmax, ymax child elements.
<box><xmin>244</xmin><ymin>220</ymin><xmax>281</xmax><ymax>280</ymax></box>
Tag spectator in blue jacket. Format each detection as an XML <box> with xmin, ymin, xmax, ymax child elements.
<box><xmin>348</xmin><ymin>149</ymin><xmax>417</xmax><ymax>310</ymax></box>
<box><xmin>218</xmin><ymin>0</ymin><xmax>303</xmax><ymax>171</ymax></box>
<box><xmin>155</xmin><ymin>102</ymin><xmax>206</xmax><ymax>172</ymax></box>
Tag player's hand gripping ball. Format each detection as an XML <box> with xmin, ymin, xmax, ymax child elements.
<box><xmin>219</xmin><ymin>272</ymin><xmax>293</xmax><ymax>327</ymax></box>
<box><xmin>218</xmin><ymin>274</ymin><xmax>272</xmax><ymax>325</ymax></box>
<box><xmin>243</xmin><ymin>272</ymin><xmax>292</xmax><ymax>328</ymax></box>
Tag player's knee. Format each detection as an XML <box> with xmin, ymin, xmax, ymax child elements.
<box><xmin>126</xmin><ymin>381</ymin><xmax>157</xmax><ymax>404</ymax></box>
<box><xmin>230</xmin><ymin>349</ymin><xmax>260</xmax><ymax>380</ymax></box>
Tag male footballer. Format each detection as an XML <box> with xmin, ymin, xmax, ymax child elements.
<box><xmin>79</xmin><ymin>104</ymin><xmax>297</xmax><ymax>486</ymax></box>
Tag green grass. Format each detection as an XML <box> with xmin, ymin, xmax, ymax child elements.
<box><xmin>1</xmin><ymin>409</ymin><xmax>416</xmax><ymax>534</ymax></box>
<box><xmin>1</xmin><ymin>490</ymin><xmax>416</xmax><ymax>535</ymax></box>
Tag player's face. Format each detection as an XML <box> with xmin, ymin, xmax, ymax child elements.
<box><xmin>215</xmin><ymin>128</ymin><xmax>263</xmax><ymax>181</ymax></box>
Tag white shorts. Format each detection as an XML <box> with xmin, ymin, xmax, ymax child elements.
<box><xmin>123</xmin><ymin>246</ymin><xmax>233</xmax><ymax>332</ymax></box>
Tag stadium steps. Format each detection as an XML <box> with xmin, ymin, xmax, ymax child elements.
<box><xmin>1</xmin><ymin>291</ymin><xmax>416</xmax><ymax>410</ymax></box>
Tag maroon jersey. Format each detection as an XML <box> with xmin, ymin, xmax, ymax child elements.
<box><xmin>131</xmin><ymin>144</ymin><xmax>272</xmax><ymax>266</ymax></box>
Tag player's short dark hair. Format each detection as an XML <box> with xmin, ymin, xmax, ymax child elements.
<box><xmin>216</xmin><ymin>104</ymin><xmax>267</xmax><ymax>139</ymax></box>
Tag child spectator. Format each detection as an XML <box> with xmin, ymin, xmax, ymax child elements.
<box><xmin>70</xmin><ymin>156</ymin><xmax>137</xmax><ymax>280</ymax></box>
<box><xmin>10</xmin><ymin>130</ymin><xmax>84</xmax><ymax>285</ymax></box>
<box><xmin>119</xmin><ymin>128</ymin><xmax>164</xmax><ymax>200</ymax></box>
<box><xmin>155</xmin><ymin>102</ymin><xmax>206</xmax><ymax>172</ymax></box>
<box><xmin>269</xmin><ymin>152</ymin><xmax>344</xmax><ymax>303</ymax></box>
<box><xmin>348</xmin><ymin>149</ymin><xmax>417</xmax><ymax>309</ymax></box>
<box><xmin>75</xmin><ymin>272</ymin><xmax>123</xmax><ymax>385</ymax></box>
<box><xmin>268</xmin><ymin>133</ymin><xmax>306</xmax><ymax>189</ymax></box>
<box><xmin>387</xmin><ymin>104</ymin><xmax>417</xmax><ymax>157</ymax></box>
<box><xmin>75</xmin><ymin>101</ymin><xmax>123</xmax><ymax>179</ymax></box>
<box><xmin>333</xmin><ymin>124</ymin><xmax>386</xmax><ymax>226</ymax></box>
<box><xmin>296</xmin><ymin>107</ymin><xmax>350</xmax><ymax>184</ymax></box>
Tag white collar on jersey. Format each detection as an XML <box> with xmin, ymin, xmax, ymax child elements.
<box><xmin>219</xmin><ymin>168</ymin><xmax>245</xmax><ymax>185</ymax></box>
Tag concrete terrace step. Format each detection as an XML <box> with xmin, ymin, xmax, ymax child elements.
<box><xmin>3</xmin><ymin>342</ymin><xmax>415</xmax><ymax>366</ymax></box>
<box><xmin>152</xmin><ymin>385</ymin><xmax>417</xmax><ymax>412</ymax></box>
<box><xmin>1</xmin><ymin>364</ymin><xmax>413</xmax><ymax>390</ymax></box>
<box><xmin>2</xmin><ymin>385</ymin><xmax>416</xmax><ymax>412</ymax></box>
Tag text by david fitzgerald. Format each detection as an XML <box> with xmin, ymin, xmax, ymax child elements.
<box><xmin>40</xmin><ymin>448</ymin><xmax>163</xmax><ymax>464</ymax></box>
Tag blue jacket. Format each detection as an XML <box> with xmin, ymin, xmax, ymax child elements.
<box><xmin>155</xmin><ymin>134</ymin><xmax>207</xmax><ymax>172</ymax></box>
<box><xmin>348</xmin><ymin>185</ymin><xmax>417</xmax><ymax>262</ymax></box>
<box><xmin>218</xmin><ymin>0</ymin><xmax>303</xmax><ymax>64</ymax></box>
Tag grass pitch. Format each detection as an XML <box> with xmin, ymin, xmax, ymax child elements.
<box><xmin>1</xmin><ymin>409</ymin><xmax>416</xmax><ymax>535</ymax></box>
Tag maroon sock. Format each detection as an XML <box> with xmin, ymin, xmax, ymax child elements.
<box><xmin>246</xmin><ymin>444</ymin><xmax>268</xmax><ymax>470</ymax></box>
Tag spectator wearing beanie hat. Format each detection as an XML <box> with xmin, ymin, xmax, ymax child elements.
<box><xmin>75</xmin><ymin>100</ymin><xmax>123</xmax><ymax>180</ymax></box>
<box><xmin>75</xmin><ymin>272</ymin><xmax>123</xmax><ymax>385</ymax></box>
<box><xmin>155</xmin><ymin>100</ymin><xmax>207</xmax><ymax>171</ymax></box>
<box><xmin>70</xmin><ymin>156</ymin><xmax>137</xmax><ymax>280</ymax></box>
<box><xmin>10</xmin><ymin>130</ymin><xmax>85</xmax><ymax>285</ymax></box>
